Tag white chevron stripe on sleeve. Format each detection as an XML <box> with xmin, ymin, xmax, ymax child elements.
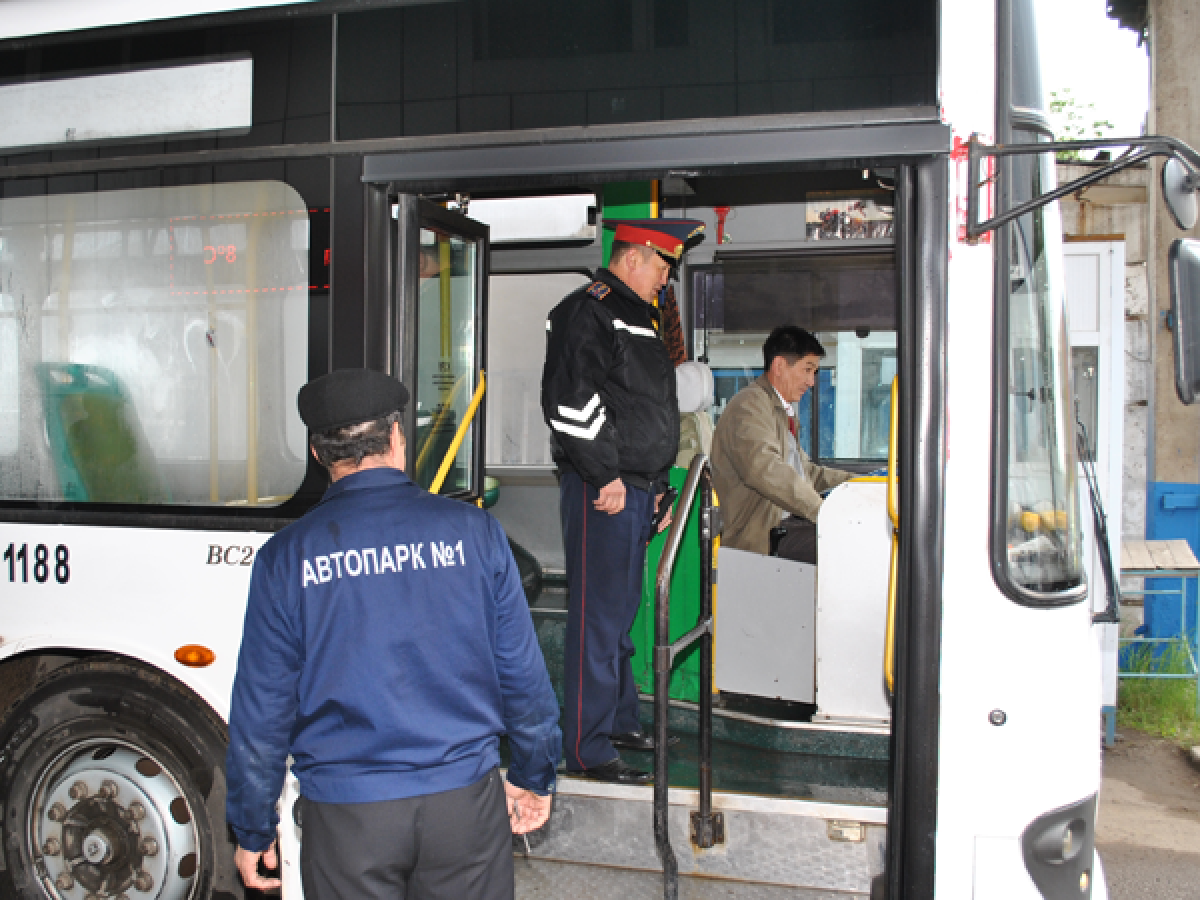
<box><xmin>550</xmin><ymin>410</ymin><xmax>607</xmax><ymax>440</ymax></box>
<box><xmin>612</xmin><ymin>318</ymin><xmax>658</xmax><ymax>339</ymax></box>
<box><xmin>556</xmin><ymin>393</ymin><xmax>602</xmax><ymax>422</ymax></box>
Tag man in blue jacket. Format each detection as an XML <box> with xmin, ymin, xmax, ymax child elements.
<box><xmin>226</xmin><ymin>368</ymin><xmax>560</xmax><ymax>900</ymax></box>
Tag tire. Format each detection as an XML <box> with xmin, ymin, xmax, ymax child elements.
<box><xmin>0</xmin><ymin>659</ymin><xmax>244</xmax><ymax>900</ymax></box>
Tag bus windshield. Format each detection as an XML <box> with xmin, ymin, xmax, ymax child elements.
<box><xmin>1000</xmin><ymin>136</ymin><xmax>1084</xmax><ymax>595</ymax></box>
<box><xmin>992</xmin><ymin>0</ymin><xmax>1085</xmax><ymax>601</ymax></box>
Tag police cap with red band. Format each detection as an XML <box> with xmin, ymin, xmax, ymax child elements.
<box><xmin>605</xmin><ymin>218</ymin><xmax>706</xmax><ymax>262</ymax></box>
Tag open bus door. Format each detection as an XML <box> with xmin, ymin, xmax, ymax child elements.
<box><xmin>393</xmin><ymin>196</ymin><xmax>490</xmax><ymax>503</ymax></box>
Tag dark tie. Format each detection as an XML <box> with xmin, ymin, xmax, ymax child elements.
<box><xmin>787</xmin><ymin>414</ymin><xmax>797</xmax><ymax>439</ymax></box>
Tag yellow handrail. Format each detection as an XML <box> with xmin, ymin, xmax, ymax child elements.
<box><xmin>887</xmin><ymin>376</ymin><xmax>899</xmax><ymax>529</ymax></box>
<box><xmin>430</xmin><ymin>371</ymin><xmax>486</xmax><ymax>494</ymax></box>
<box><xmin>885</xmin><ymin>376</ymin><xmax>899</xmax><ymax>695</ymax></box>
<box><xmin>414</xmin><ymin>373</ymin><xmax>467</xmax><ymax>476</ymax></box>
<box><xmin>884</xmin><ymin>531</ymin><xmax>898</xmax><ymax>695</ymax></box>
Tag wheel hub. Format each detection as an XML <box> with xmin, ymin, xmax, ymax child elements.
<box><xmin>81</xmin><ymin>834</ymin><xmax>111</xmax><ymax>866</ymax></box>
<box><xmin>61</xmin><ymin>796</ymin><xmax>143</xmax><ymax>892</ymax></box>
<box><xmin>30</xmin><ymin>742</ymin><xmax>198</xmax><ymax>900</ymax></box>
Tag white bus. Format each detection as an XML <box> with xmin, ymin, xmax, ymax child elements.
<box><xmin>1</xmin><ymin>1</ymin><xmax>1194</xmax><ymax>898</ymax></box>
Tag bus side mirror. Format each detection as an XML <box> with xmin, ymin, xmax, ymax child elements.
<box><xmin>1168</xmin><ymin>238</ymin><xmax>1200</xmax><ymax>404</ymax></box>
<box><xmin>1163</xmin><ymin>158</ymin><xmax>1199</xmax><ymax>231</ymax></box>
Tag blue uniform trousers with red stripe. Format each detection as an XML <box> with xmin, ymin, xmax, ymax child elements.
<box><xmin>559</xmin><ymin>472</ymin><xmax>656</xmax><ymax>771</ymax></box>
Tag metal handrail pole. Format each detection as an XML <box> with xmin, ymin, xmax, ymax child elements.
<box><xmin>653</xmin><ymin>455</ymin><xmax>707</xmax><ymax>900</ymax></box>
<box><xmin>698</xmin><ymin>472</ymin><xmax>714</xmax><ymax>824</ymax></box>
<box><xmin>653</xmin><ymin>638</ymin><xmax>675</xmax><ymax>899</ymax></box>
<box><xmin>668</xmin><ymin>622</ymin><xmax>709</xmax><ymax>658</ymax></box>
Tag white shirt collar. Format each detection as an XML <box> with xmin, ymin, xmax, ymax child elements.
<box><xmin>771</xmin><ymin>383</ymin><xmax>793</xmax><ymax>416</ymax></box>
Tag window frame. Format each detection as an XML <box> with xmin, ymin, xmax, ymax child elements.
<box><xmin>988</xmin><ymin>0</ymin><xmax>1087</xmax><ymax>607</ymax></box>
<box><xmin>0</xmin><ymin>160</ymin><xmax>332</xmax><ymax>530</ymax></box>
<box><xmin>397</xmin><ymin>197</ymin><xmax>491</xmax><ymax>503</ymax></box>
<box><xmin>691</xmin><ymin>248</ymin><xmax>898</xmax><ymax>469</ymax></box>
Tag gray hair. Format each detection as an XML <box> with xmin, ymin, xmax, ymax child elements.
<box><xmin>310</xmin><ymin>410</ymin><xmax>403</xmax><ymax>468</ymax></box>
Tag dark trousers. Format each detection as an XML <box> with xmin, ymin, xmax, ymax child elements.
<box><xmin>560</xmin><ymin>472</ymin><xmax>655</xmax><ymax>770</ymax></box>
<box><xmin>299</xmin><ymin>769</ymin><xmax>513</xmax><ymax>900</ymax></box>
<box><xmin>774</xmin><ymin>516</ymin><xmax>818</xmax><ymax>565</ymax></box>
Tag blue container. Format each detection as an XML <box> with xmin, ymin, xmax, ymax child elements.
<box><xmin>1141</xmin><ymin>482</ymin><xmax>1200</xmax><ymax>657</ymax></box>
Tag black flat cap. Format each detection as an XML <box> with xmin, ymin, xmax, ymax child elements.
<box><xmin>298</xmin><ymin>369</ymin><xmax>409</xmax><ymax>432</ymax></box>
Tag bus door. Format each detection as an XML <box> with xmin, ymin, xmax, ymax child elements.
<box><xmin>392</xmin><ymin>196</ymin><xmax>490</xmax><ymax>501</ymax></box>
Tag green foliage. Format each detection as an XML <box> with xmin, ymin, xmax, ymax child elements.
<box><xmin>1117</xmin><ymin>643</ymin><xmax>1200</xmax><ymax>745</ymax></box>
<box><xmin>1048</xmin><ymin>88</ymin><xmax>1116</xmax><ymax>161</ymax></box>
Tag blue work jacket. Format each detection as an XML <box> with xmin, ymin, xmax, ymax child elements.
<box><xmin>226</xmin><ymin>467</ymin><xmax>561</xmax><ymax>852</ymax></box>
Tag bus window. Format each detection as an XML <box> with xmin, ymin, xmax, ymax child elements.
<box><xmin>335</xmin><ymin>0</ymin><xmax>936</xmax><ymax>140</ymax></box>
<box><xmin>412</xmin><ymin>228</ymin><xmax>481</xmax><ymax>492</ymax></box>
<box><xmin>0</xmin><ymin>182</ymin><xmax>309</xmax><ymax>507</ymax></box>
<box><xmin>815</xmin><ymin>332</ymin><xmax>896</xmax><ymax>461</ymax></box>
<box><xmin>696</xmin><ymin>252</ymin><xmax>896</xmax><ymax>465</ymax></box>
<box><xmin>999</xmin><ymin>141</ymin><xmax>1085</xmax><ymax>596</ymax></box>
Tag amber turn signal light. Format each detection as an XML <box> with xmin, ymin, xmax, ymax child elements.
<box><xmin>175</xmin><ymin>644</ymin><xmax>216</xmax><ymax>668</ymax></box>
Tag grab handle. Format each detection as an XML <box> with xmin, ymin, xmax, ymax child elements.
<box><xmin>885</xmin><ymin>376</ymin><xmax>899</xmax><ymax>696</ymax></box>
<box><xmin>430</xmin><ymin>371</ymin><xmax>486</xmax><ymax>495</ymax></box>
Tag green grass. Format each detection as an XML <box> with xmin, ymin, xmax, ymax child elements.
<box><xmin>1117</xmin><ymin>642</ymin><xmax>1200</xmax><ymax>745</ymax></box>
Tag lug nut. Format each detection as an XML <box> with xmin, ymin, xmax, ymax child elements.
<box><xmin>41</xmin><ymin>837</ymin><xmax>60</xmax><ymax>856</ymax></box>
<box><xmin>140</xmin><ymin>837</ymin><xmax>158</xmax><ymax>857</ymax></box>
<box><xmin>134</xmin><ymin>871</ymin><xmax>154</xmax><ymax>892</ymax></box>
<box><xmin>54</xmin><ymin>872</ymin><xmax>74</xmax><ymax>891</ymax></box>
<box><xmin>128</xmin><ymin>802</ymin><xmax>146</xmax><ymax>821</ymax></box>
<box><xmin>98</xmin><ymin>780</ymin><xmax>118</xmax><ymax>799</ymax></box>
<box><xmin>68</xmin><ymin>781</ymin><xmax>89</xmax><ymax>800</ymax></box>
<box><xmin>47</xmin><ymin>803</ymin><xmax>68</xmax><ymax>822</ymax></box>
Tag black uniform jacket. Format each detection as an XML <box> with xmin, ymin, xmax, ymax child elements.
<box><xmin>541</xmin><ymin>268</ymin><xmax>680</xmax><ymax>491</ymax></box>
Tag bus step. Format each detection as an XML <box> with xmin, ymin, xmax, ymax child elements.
<box><xmin>514</xmin><ymin>856</ymin><xmax>864</xmax><ymax>899</ymax></box>
<box><xmin>515</xmin><ymin>779</ymin><xmax>884</xmax><ymax>895</ymax></box>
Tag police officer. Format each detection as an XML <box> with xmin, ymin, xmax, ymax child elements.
<box><xmin>226</xmin><ymin>368</ymin><xmax>561</xmax><ymax>900</ymax></box>
<box><xmin>541</xmin><ymin>219</ymin><xmax>704</xmax><ymax>784</ymax></box>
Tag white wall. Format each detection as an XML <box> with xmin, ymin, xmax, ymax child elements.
<box><xmin>1058</xmin><ymin>162</ymin><xmax>1151</xmax><ymax>540</ymax></box>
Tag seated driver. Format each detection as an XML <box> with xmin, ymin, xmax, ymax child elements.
<box><xmin>711</xmin><ymin>326</ymin><xmax>855</xmax><ymax>564</ymax></box>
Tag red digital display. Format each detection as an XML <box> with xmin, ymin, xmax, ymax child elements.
<box><xmin>204</xmin><ymin>245</ymin><xmax>238</xmax><ymax>264</ymax></box>
<box><xmin>167</xmin><ymin>208</ymin><xmax>330</xmax><ymax>296</ymax></box>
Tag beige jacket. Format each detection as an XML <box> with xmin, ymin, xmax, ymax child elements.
<box><xmin>711</xmin><ymin>375</ymin><xmax>854</xmax><ymax>555</ymax></box>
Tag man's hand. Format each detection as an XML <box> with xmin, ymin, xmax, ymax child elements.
<box><xmin>594</xmin><ymin>478</ymin><xmax>626</xmax><ymax>515</ymax></box>
<box><xmin>235</xmin><ymin>842</ymin><xmax>281</xmax><ymax>892</ymax></box>
<box><xmin>654</xmin><ymin>492</ymin><xmax>674</xmax><ymax>533</ymax></box>
<box><xmin>504</xmin><ymin>779</ymin><xmax>553</xmax><ymax>834</ymax></box>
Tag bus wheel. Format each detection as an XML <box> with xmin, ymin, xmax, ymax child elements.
<box><xmin>0</xmin><ymin>659</ymin><xmax>243</xmax><ymax>900</ymax></box>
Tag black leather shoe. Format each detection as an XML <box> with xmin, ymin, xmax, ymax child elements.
<box><xmin>567</xmin><ymin>758</ymin><xmax>653</xmax><ymax>785</ymax></box>
<box><xmin>610</xmin><ymin>731</ymin><xmax>679</xmax><ymax>751</ymax></box>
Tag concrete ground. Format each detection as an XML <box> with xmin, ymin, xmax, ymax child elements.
<box><xmin>1098</xmin><ymin>729</ymin><xmax>1200</xmax><ymax>900</ymax></box>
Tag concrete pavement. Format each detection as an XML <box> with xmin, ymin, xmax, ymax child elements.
<box><xmin>1097</xmin><ymin>730</ymin><xmax>1200</xmax><ymax>900</ymax></box>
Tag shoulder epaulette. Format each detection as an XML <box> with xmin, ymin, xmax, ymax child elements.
<box><xmin>586</xmin><ymin>281</ymin><xmax>611</xmax><ymax>300</ymax></box>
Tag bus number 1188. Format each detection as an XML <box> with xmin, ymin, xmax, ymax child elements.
<box><xmin>3</xmin><ymin>544</ymin><xmax>70</xmax><ymax>584</ymax></box>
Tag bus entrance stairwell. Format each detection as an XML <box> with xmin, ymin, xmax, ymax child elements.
<box><xmin>652</xmin><ymin>453</ymin><xmax>722</xmax><ymax>900</ymax></box>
